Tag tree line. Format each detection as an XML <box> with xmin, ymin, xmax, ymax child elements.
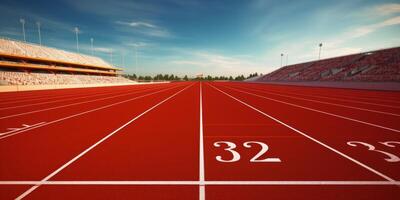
<box><xmin>123</xmin><ymin>73</ymin><xmax>261</xmax><ymax>81</ymax></box>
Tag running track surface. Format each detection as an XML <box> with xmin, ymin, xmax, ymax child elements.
<box><xmin>0</xmin><ymin>82</ymin><xmax>399</xmax><ymax>199</ymax></box>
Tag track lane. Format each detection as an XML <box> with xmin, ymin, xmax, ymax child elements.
<box><xmin>0</xmin><ymin>83</ymin><xmax>188</xmax><ymax>180</ymax></box>
<box><xmin>0</xmin><ymin>84</ymin><xmax>180</xmax><ymax>140</ymax></box>
<box><xmin>0</xmin><ymin>83</ymin><xmax>191</xmax><ymax>199</ymax></box>
<box><xmin>241</xmin><ymin>83</ymin><xmax>400</xmax><ymax>105</ymax></box>
<box><xmin>203</xmin><ymin>82</ymin><xmax>389</xmax><ymax>181</ymax></box>
<box><xmin>231</xmin><ymin>84</ymin><xmax>400</xmax><ymax>113</ymax></box>
<box><xmin>205</xmin><ymin>82</ymin><xmax>400</xmax><ymax>199</ymax></box>
<box><xmin>210</xmin><ymin>82</ymin><xmax>400</xmax><ymax>180</ymax></box>
<box><xmin>0</xmin><ymin>84</ymin><xmax>153</xmax><ymax>109</ymax></box>
<box><xmin>0</xmin><ymin>83</ymin><xmax>164</xmax><ymax>117</ymax></box>
<box><xmin>0</xmin><ymin>85</ymin><xmax>137</xmax><ymax>108</ymax></box>
<box><xmin>220</xmin><ymin>84</ymin><xmax>400</xmax><ymax>132</ymax></box>
<box><xmin>10</xmin><ymin>82</ymin><xmax>197</xmax><ymax>199</ymax></box>
<box><xmin>0</xmin><ymin>85</ymin><xmax>136</xmax><ymax>103</ymax></box>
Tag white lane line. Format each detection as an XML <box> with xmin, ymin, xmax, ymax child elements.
<box><xmin>0</xmin><ymin>84</ymin><xmax>182</xmax><ymax>140</ymax></box>
<box><xmin>14</xmin><ymin>83</ymin><xmax>193</xmax><ymax>200</ymax></box>
<box><xmin>0</xmin><ymin>85</ymin><xmax>165</xmax><ymax>120</ymax></box>
<box><xmin>0</xmin><ymin>181</ymin><xmax>399</xmax><ymax>185</ymax></box>
<box><xmin>208</xmin><ymin>83</ymin><xmax>396</xmax><ymax>183</ymax></box>
<box><xmin>249</xmin><ymin>83</ymin><xmax>400</xmax><ymax>104</ymax></box>
<box><xmin>0</xmin><ymin>87</ymin><xmax>130</xmax><ymax>105</ymax></box>
<box><xmin>239</xmin><ymin>84</ymin><xmax>400</xmax><ymax>109</ymax></box>
<box><xmin>232</xmin><ymin>85</ymin><xmax>400</xmax><ymax>117</ymax></box>
<box><xmin>0</xmin><ymin>122</ymin><xmax>45</xmax><ymax>136</ymax></box>
<box><xmin>0</xmin><ymin>88</ymin><xmax>133</xmax><ymax>111</ymax></box>
<box><xmin>199</xmin><ymin>82</ymin><xmax>205</xmax><ymax>200</ymax></box>
<box><xmin>223</xmin><ymin>85</ymin><xmax>400</xmax><ymax>133</ymax></box>
<box><xmin>0</xmin><ymin>92</ymin><xmax>87</xmax><ymax>105</ymax></box>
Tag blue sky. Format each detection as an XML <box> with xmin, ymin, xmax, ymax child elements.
<box><xmin>0</xmin><ymin>0</ymin><xmax>399</xmax><ymax>77</ymax></box>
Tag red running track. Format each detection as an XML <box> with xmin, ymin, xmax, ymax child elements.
<box><xmin>0</xmin><ymin>81</ymin><xmax>399</xmax><ymax>199</ymax></box>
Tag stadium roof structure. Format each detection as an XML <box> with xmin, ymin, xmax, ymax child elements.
<box><xmin>0</xmin><ymin>38</ymin><xmax>121</xmax><ymax>76</ymax></box>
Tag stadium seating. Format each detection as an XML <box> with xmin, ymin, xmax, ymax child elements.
<box><xmin>0</xmin><ymin>38</ymin><xmax>112</xmax><ymax>68</ymax></box>
<box><xmin>0</xmin><ymin>71</ymin><xmax>132</xmax><ymax>85</ymax></box>
<box><xmin>258</xmin><ymin>47</ymin><xmax>400</xmax><ymax>82</ymax></box>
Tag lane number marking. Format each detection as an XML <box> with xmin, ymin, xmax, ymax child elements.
<box><xmin>347</xmin><ymin>141</ymin><xmax>400</xmax><ymax>163</ymax></box>
<box><xmin>214</xmin><ymin>141</ymin><xmax>281</xmax><ymax>163</ymax></box>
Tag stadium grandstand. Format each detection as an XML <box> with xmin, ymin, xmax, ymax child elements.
<box><xmin>256</xmin><ymin>47</ymin><xmax>400</xmax><ymax>82</ymax></box>
<box><xmin>0</xmin><ymin>38</ymin><xmax>132</xmax><ymax>86</ymax></box>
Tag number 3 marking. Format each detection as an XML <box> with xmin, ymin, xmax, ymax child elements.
<box><xmin>347</xmin><ymin>141</ymin><xmax>400</xmax><ymax>162</ymax></box>
<box><xmin>214</xmin><ymin>141</ymin><xmax>281</xmax><ymax>163</ymax></box>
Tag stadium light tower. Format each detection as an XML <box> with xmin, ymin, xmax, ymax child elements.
<box><xmin>110</xmin><ymin>50</ymin><xmax>113</xmax><ymax>65</ymax></box>
<box><xmin>36</xmin><ymin>22</ymin><xmax>42</xmax><ymax>46</ymax></box>
<box><xmin>122</xmin><ymin>52</ymin><xmax>125</xmax><ymax>67</ymax></box>
<box><xmin>286</xmin><ymin>54</ymin><xmax>289</xmax><ymax>66</ymax></box>
<box><xmin>318</xmin><ymin>43</ymin><xmax>323</xmax><ymax>60</ymax></box>
<box><xmin>74</xmin><ymin>27</ymin><xmax>79</xmax><ymax>53</ymax></box>
<box><xmin>280</xmin><ymin>53</ymin><xmax>284</xmax><ymax>67</ymax></box>
<box><xmin>19</xmin><ymin>18</ymin><xmax>26</xmax><ymax>42</ymax></box>
<box><xmin>90</xmin><ymin>38</ymin><xmax>94</xmax><ymax>56</ymax></box>
<box><xmin>134</xmin><ymin>45</ymin><xmax>138</xmax><ymax>75</ymax></box>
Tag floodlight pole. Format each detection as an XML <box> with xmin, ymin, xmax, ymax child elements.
<box><xmin>122</xmin><ymin>53</ymin><xmax>125</xmax><ymax>67</ymax></box>
<box><xmin>110</xmin><ymin>50</ymin><xmax>113</xmax><ymax>65</ymax></box>
<box><xmin>134</xmin><ymin>45</ymin><xmax>138</xmax><ymax>75</ymax></box>
<box><xmin>36</xmin><ymin>22</ymin><xmax>42</xmax><ymax>46</ymax></box>
<box><xmin>286</xmin><ymin>54</ymin><xmax>289</xmax><ymax>66</ymax></box>
<box><xmin>318</xmin><ymin>43</ymin><xmax>323</xmax><ymax>60</ymax></box>
<box><xmin>90</xmin><ymin>38</ymin><xmax>94</xmax><ymax>56</ymax></box>
<box><xmin>280</xmin><ymin>53</ymin><xmax>284</xmax><ymax>67</ymax></box>
<box><xmin>20</xmin><ymin>18</ymin><xmax>26</xmax><ymax>42</ymax></box>
<box><xmin>74</xmin><ymin>27</ymin><xmax>79</xmax><ymax>53</ymax></box>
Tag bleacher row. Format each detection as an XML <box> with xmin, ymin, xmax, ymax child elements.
<box><xmin>259</xmin><ymin>47</ymin><xmax>400</xmax><ymax>82</ymax></box>
<box><xmin>0</xmin><ymin>38</ymin><xmax>112</xmax><ymax>68</ymax></box>
<box><xmin>0</xmin><ymin>71</ymin><xmax>132</xmax><ymax>85</ymax></box>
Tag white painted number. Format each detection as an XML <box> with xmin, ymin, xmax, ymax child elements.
<box><xmin>347</xmin><ymin>141</ymin><xmax>400</xmax><ymax>163</ymax></box>
<box><xmin>243</xmin><ymin>141</ymin><xmax>281</xmax><ymax>162</ymax></box>
<box><xmin>214</xmin><ymin>141</ymin><xmax>240</xmax><ymax>162</ymax></box>
<box><xmin>380</xmin><ymin>141</ymin><xmax>400</xmax><ymax>148</ymax></box>
<box><xmin>214</xmin><ymin>141</ymin><xmax>281</xmax><ymax>163</ymax></box>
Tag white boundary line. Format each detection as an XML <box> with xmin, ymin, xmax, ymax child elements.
<box><xmin>233</xmin><ymin>85</ymin><xmax>400</xmax><ymax>117</ymax></box>
<box><xmin>240</xmin><ymin>84</ymin><xmax>400</xmax><ymax>109</ymax></box>
<box><xmin>199</xmin><ymin>82</ymin><xmax>205</xmax><ymax>200</ymax></box>
<box><xmin>0</xmin><ymin>85</ymin><xmax>138</xmax><ymax>105</ymax></box>
<box><xmin>0</xmin><ymin>84</ymin><xmax>182</xmax><ymax>140</ymax></box>
<box><xmin>252</xmin><ymin>83</ymin><xmax>400</xmax><ymax>104</ymax></box>
<box><xmin>0</xmin><ymin>88</ymin><xmax>135</xmax><ymax>111</ymax></box>
<box><xmin>0</xmin><ymin>92</ymin><xmax>92</xmax><ymax>106</ymax></box>
<box><xmin>223</xmin><ymin>85</ymin><xmax>400</xmax><ymax>133</ymax></box>
<box><xmin>0</xmin><ymin>91</ymin><xmax>92</xmax><ymax>105</ymax></box>
<box><xmin>14</xmin><ymin>83</ymin><xmax>194</xmax><ymax>200</ymax></box>
<box><xmin>208</xmin><ymin>83</ymin><xmax>396</xmax><ymax>183</ymax></box>
<box><xmin>0</xmin><ymin>181</ymin><xmax>399</xmax><ymax>185</ymax></box>
<box><xmin>0</xmin><ymin>84</ymin><xmax>165</xmax><ymax>120</ymax></box>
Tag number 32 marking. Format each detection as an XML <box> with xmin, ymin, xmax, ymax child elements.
<box><xmin>213</xmin><ymin>141</ymin><xmax>281</xmax><ymax>163</ymax></box>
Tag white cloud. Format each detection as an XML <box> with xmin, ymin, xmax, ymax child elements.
<box><xmin>127</xmin><ymin>42</ymin><xmax>148</xmax><ymax>47</ymax></box>
<box><xmin>116</xmin><ymin>21</ymin><xmax>157</xmax><ymax>28</ymax></box>
<box><xmin>375</xmin><ymin>3</ymin><xmax>400</xmax><ymax>15</ymax></box>
<box><xmin>116</xmin><ymin>20</ymin><xmax>171</xmax><ymax>38</ymax></box>
<box><xmin>93</xmin><ymin>47</ymin><xmax>114</xmax><ymax>53</ymax></box>
<box><xmin>350</xmin><ymin>15</ymin><xmax>400</xmax><ymax>38</ymax></box>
